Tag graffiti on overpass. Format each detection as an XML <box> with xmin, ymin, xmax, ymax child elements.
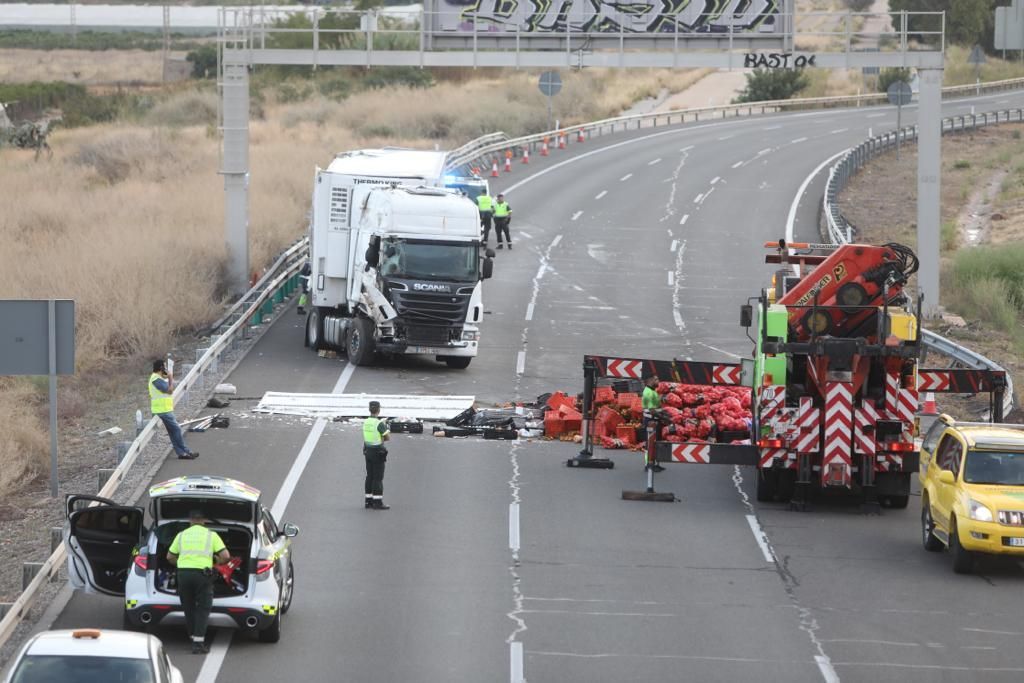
<box><xmin>438</xmin><ymin>0</ymin><xmax>781</xmax><ymax>35</ymax></box>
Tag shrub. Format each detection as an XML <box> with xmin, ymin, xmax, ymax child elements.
<box><xmin>145</xmin><ymin>91</ymin><xmax>218</xmax><ymax>127</ymax></box>
<box><xmin>187</xmin><ymin>45</ymin><xmax>218</xmax><ymax>79</ymax></box>
<box><xmin>953</xmin><ymin>159</ymin><xmax>970</xmax><ymax>169</ymax></box>
<box><xmin>877</xmin><ymin>67</ymin><xmax>912</xmax><ymax>94</ymax></box>
<box><xmin>734</xmin><ymin>68</ymin><xmax>809</xmax><ymax>103</ymax></box>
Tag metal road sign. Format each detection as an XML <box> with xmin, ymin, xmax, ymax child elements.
<box><xmin>0</xmin><ymin>300</ymin><xmax>75</xmax><ymax>375</ymax></box>
<box><xmin>995</xmin><ymin>1</ymin><xmax>1024</xmax><ymax>51</ymax></box>
<box><xmin>886</xmin><ymin>81</ymin><xmax>913</xmax><ymax>106</ymax></box>
<box><xmin>967</xmin><ymin>44</ymin><xmax>987</xmax><ymax>65</ymax></box>
<box><xmin>538</xmin><ymin>71</ymin><xmax>562</xmax><ymax>97</ymax></box>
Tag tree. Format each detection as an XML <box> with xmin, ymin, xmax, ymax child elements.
<box><xmin>734</xmin><ymin>69</ymin><xmax>809</xmax><ymax>103</ymax></box>
<box><xmin>842</xmin><ymin>0</ymin><xmax>874</xmax><ymax>11</ymax></box>
<box><xmin>877</xmin><ymin>67</ymin><xmax>912</xmax><ymax>94</ymax></box>
<box><xmin>186</xmin><ymin>45</ymin><xmax>218</xmax><ymax>79</ymax></box>
<box><xmin>889</xmin><ymin>0</ymin><xmax>996</xmax><ymax>49</ymax></box>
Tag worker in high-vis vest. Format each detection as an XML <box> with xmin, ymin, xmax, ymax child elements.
<box><xmin>168</xmin><ymin>509</ymin><xmax>230</xmax><ymax>654</ymax></box>
<box><xmin>493</xmin><ymin>193</ymin><xmax>512</xmax><ymax>250</ymax></box>
<box><xmin>642</xmin><ymin>375</ymin><xmax>665</xmax><ymax>472</ymax></box>
<box><xmin>149</xmin><ymin>359</ymin><xmax>198</xmax><ymax>460</ymax></box>
<box><xmin>363</xmin><ymin>400</ymin><xmax>391</xmax><ymax>510</ymax></box>
<box><xmin>476</xmin><ymin>192</ymin><xmax>494</xmax><ymax>245</ymax></box>
<box><xmin>297</xmin><ymin>260</ymin><xmax>311</xmax><ymax>316</ymax></box>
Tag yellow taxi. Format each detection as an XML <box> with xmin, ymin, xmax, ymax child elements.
<box><xmin>919</xmin><ymin>414</ymin><xmax>1024</xmax><ymax>573</ymax></box>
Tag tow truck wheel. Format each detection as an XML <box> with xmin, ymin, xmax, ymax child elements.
<box><xmin>921</xmin><ymin>502</ymin><xmax>944</xmax><ymax>552</ymax></box>
<box><xmin>443</xmin><ymin>356</ymin><xmax>472</xmax><ymax>369</ymax></box>
<box><xmin>884</xmin><ymin>494</ymin><xmax>909</xmax><ymax>509</ymax></box>
<box><xmin>949</xmin><ymin>518</ymin><xmax>975</xmax><ymax>574</ymax></box>
<box><xmin>347</xmin><ymin>317</ymin><xmax>375</xmax><ymax>366</ymax></box>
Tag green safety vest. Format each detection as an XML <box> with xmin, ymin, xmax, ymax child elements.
<box><xmin>477</xmin><ymin>195</ymin><xmax>493</xmax><ymax>212</ymax></box>
<box><xmin>170</xmin><ymin>525</ymin><xmax>225</xmax><ymax>570</ymax></box>
<box><xmin>363</xmin><ymin>416</ymin><xmax>384</xmax><ymax>446</ymax></box>
<box><xmin>148</xmin><ymin>372</ymin><xmax>174</xmax><ymax>415</ymax></box>
<box><xmin>642</xmin><ymin>386</ymin><xmax>661</xmax><ymax>410</ymax></box>
<box><xmin>493</xmin><ymin>202</ymin><xmax>510</xmax><ymax>218</ymax></box>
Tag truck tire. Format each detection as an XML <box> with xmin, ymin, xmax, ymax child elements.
<box><xmin>306</xmin><ymin>309</ymin><xmax>325</xmax><ymax>351</ymax></box>
<box><xmin>347</xmin><ymin>317</ymin><xmax>375</xmax><ymax>366</ymax></box>
<box><xmin>949</xmin><ymin>518</ymin><xmax>975</xmax><ymax>574</ymax></box>
<box><xmin>755</xmin><ymin>470</ymin><xmax>776</xmax><ymax>502</ymax></box>
<box><xmin>921</xmin><ymin>501</ymin><xmax>944</xmax><ymax>552</ymax></box>
<box><xmin>883</xmin><ymin>495</ymin><xmax>909</xmax><ymax>509</ymax></box>
<box><xmin>443</xmin><ymin>356</ymin><xmax>472</xmax><ymax>369</ymax></box>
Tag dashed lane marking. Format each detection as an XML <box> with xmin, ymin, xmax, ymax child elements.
<box><xmin>680</xmin><ymin>214</ymin><xmax>689</xmax><ymax>225</ymax></box>
<box><xmin>595</xmin><ymin>190</ymin><xmax>607</xmax><ymax>199</ymax></box>
<box><xmin>732</xmin><ymin>161</ymin><xmax>744</xmax><ymax>169</ymax></box>
<box><xmin>791</xmin><ymin>137</ymin><xmax>807</xmax><ymax>144</ymax></box>
<box><xmin>830</xmin><ymin>128</ymin><xmax>848</xmax><ymax>134</ymax></box>
<box><xmin>571</xmin><ymin>211</ymin><xmax>583</xmax><ymax>221</ymax></box>
<box><xmin>525</xmin><ymin>303</ymin><xmax>534</xmax><ymax>321</ymax></box>
<box><xmin>620</xmin><ymin>173</ymin><xmax>632</xmax><ymax>181</ymax></box>
<box><xmin>710</xmin><ymin>176</ymin><xmax>720</xmax><ymax>184</ymax></box>
<box><xmin>648</xmin><ymin>158</ymin><xmax>662</xmax><ymax>165</ymax></box>
<box><xmin>516</xmin><ymin>351</ymin><xmax>526</xmax><ymax>375</ymax></box>
<box><xmin>670</xmin><ymin>239</ymin><xmax>679</xmax><ymax>252</ymax></box>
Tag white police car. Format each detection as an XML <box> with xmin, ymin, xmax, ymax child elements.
<box><xmin>3</xmin><ymin>629</ymin><xmax>183</xmax><ymax>683</ymax></box>
<box><xmin>64</xmin><ymin>476</ymin><xmax>298</xmax><ymax>642</ymax></box>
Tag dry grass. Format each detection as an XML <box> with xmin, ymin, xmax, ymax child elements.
<box><xmin>0</xmin><ymin>49</ymin><xmax>188</xmax><ymax>85</ymax></box>
<box><xmin>0</xmin><ymin>382</ymin><xmax>49</xmax><ymax>495</ymax></box>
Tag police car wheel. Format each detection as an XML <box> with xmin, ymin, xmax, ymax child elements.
<box><xmin>281</xmin><ymin>564</ymin><xmax>295</xmax><ymax>614</ymax></box>
<box><xmin>258</xmin><ymin>609</ymin><xmax>282</xmax><ymax>643</ymax></box>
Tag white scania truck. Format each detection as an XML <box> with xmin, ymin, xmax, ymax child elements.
<box><xmin>304</xmin><ymin>148</ymin><xmax>493</xmax><ymax>369</ymax></box>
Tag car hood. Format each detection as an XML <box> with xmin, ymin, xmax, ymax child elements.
<box><xmin>965</xmin><ymin>484</ymin><xmax>1024</xmax><ymax>509</ymax></box>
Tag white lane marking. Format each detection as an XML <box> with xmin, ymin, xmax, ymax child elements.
<box><xmin>670</xmin><ymin>239</ymin><xmax>679</xmax><ymax>252</ymax></box>
<box><xmin>519</xmin><ymin>230</ymin><xmax>532</xmax><ymax>239</ymax></box>
<box><xmin>571</xmin><ymin>210</ymin><xmax>583</xmax><ymax>221</ymax></box>
<box><xmin>550</xmin><ymin>234</ymin><xmax>562</xmax><ymax>248</ymax></box>
<box><xmin>866</xmin><ymin>112</ymin><xmax>885</xmax><ymax>118</ymax></box>
<box><xmin>509</xmin><ymin>503</ymin><xmax>520</xmax><ymax>551</ymax></box>
<box><xmin>195</xmin><ymin>631</ymin><xmax>231</xmax><ymax>683</ymax></box>
<box><xmin>679</xmin><ymin>214</ymin><xmax>689</xmax><ymax>225</ymax></box>
<box><xmin>667</xmin><ymin>271</ymin><xmax>674</xmax><ymax>286</ymax></box>
<box><xmin>525</xmin><ymin>303</ymin><xmax>534</xmax><ymax>321</ymax></box>
<box><xmin>510</xmin><ymin>641</ymin><xmax>525</xmax><ymax>683</ymax></box>
<box><xmin>595</xmin><ymin>190</ymin><xmax>607</xmax><ymax>199</ymax></box>
<box><xmin>702</xmin><ymin>187</ymin><xmax>716</xmax><ymax>203</ymax></box>
<box><xmin>679</xmin><ymin>145</ymin><xmax>694</xmax><ymax>152</ymax></box>
<box><xmin>763</xmin><ymin>124</ymin><xmax>782</xmax><ymax>130</ymax></box>
<box><xmin>816</xmin><ymin>655</ymin><xmax>841</xmax><ymax>683</ymax></box>
<box><xmin>745</xmin><ymin>515</ymin><xmax>776</xmax><ymax>563</ymax></box>
<box><xmin>962</xmin><ymin>627</ymin><xmax>1024</xmax><ymax>636</ymax></box>
<box><xmin>516</xmin><ymin>351</ymin><xmax>526</xmax><ymax>375</ymax></box>
<box><xmin>200</xmin><ymin>361</ymin><xmax>355</xmax><ymax>683</ymax></box>
<box><xmin>785</xmin><ymin>148</ymin><xmax>851</xmax><ymax>276</ymax></box>
<box><xmin>718</xmin><ymin>134</ymin><xmax>734</xmax><ymax>141</ymax></box>
<box><xmin>830</xmin><ymin>128</ymin><xmax>848</xmax><ymax>134</ymax></box>
<box><xmin>620</xmin><ymin>173</ymin><xmax>632</xmax><ymax>181</ymax></box>
<box><xmin>697</xmin><ymin>341</ymin><xmax>743</xmax><ymax>360</ymax></box>
<box><xmin>673</xmin><ymin>310</ymin><xmax>684</xmax><ymax>328</ymax></box>
<box><xmin>648</xmin><ymin>157</ymin><xmax>662</xmax><ymax>165</ymax></box>
<box><xmin>731</xmin><ymin>160</ymin><xmax>744</xmax><ymax>169</ymax></box>
<box><xmin>998</xmin><ymin>99</ymin><xmax>1010</xmax><ymax>104</ymax></box>
<box><xmin>791</xmin><ymin>137</ymin><xmax>808</xmax><ymax>144</ymax></box>
<box><xmin>710</xmin><ymin>176</ymin><xmax>720</xmax><ymax>185</ymax></box>
<box><xmin>536</xmin><ymin>264</ymin><xmax>547</xmax><ymax>279</ymax></box>
<box><xmin>758</xmin><ymin>147</ymin><xmax>772</xmax><ymax>155</ymax></box>
<box><xmin>693</xmin><ymin>193</ymin><xmax>704</xmax><ymax>204</ymax></box>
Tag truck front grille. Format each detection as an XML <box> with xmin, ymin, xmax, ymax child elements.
<box><xmin>390</xmin><ymin>289</ymin><xmax>470</xmax><ymax>325</ymax></box>
<box><xmin>405</xmin><ymin>325</ymin><xmax>453</xmax><ymax>345</ymax></box>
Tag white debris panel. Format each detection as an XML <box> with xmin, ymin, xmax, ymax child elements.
<box><xmin>253</xmin><ymin>392</ymin><xmax>475</xmax><ymax>421</ymax></box>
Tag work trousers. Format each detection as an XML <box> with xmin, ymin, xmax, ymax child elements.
<box><xmin>177</xmin><ymin>568</ymin><xmax>214</xmax><ymax>642</ymax></box>
<box><xmin>494</xmin><ymin>216</ymin><xmax>511</xmax><ymax>245</ymax></box>
<box><xmin>364</xmin><ymin>445</ymin><xmax>387</xmax><ymax>498</ymax></box>
<box><xmin>480</xmin><ymin>210</ymin><xmax>493</xmax><ymax>243</ymax></box>
<box><xmin>157</xmin><ymin>412</ymin><xmax>190</xmax><ymax>457</ymax></box>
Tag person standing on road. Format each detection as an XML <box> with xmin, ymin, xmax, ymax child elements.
<box><xmin>493</xmin><ymin>193</ymin><xmax>512</xmax><ymax>250</ymax></box>
<box><xmin>642</xmin><ymin>375</ymin><xmax>665</xmax><ymax>472</ymax></box>
<box><xmin>363</xmin><ymin>400</ymin><xmax>391</xmax><ymax>510</ymax></box>
<box><xmin>297</xmin><ymin>260</ymin><xmax>311</xmax><ymax>315</ymax></box>
<box><xmin>167</xmin><ymin>510</ymin><xmax>230</xmax><ymax>654</ymax></box>
<box><xmin>476</xmin><ymin>191</ymin><xmax>494</xmax><ymax>246</ymax></box>
<box><xmin>149</xmin><ymin>359</ymin><xmax>198</xmax><ymax>460</ymax></box>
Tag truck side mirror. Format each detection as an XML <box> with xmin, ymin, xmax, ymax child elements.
<box><xmin>482</xmin><ymin>258</ymin><xmax>494</xmax><ymax>280</ymax></box>
<box><xmin>365</xmin><ymin>245</ymin><xmax>379</xmax><ymax>267</ymax></box>
<box><xmin>740</xmin><ymin>304</ymin><xmax>753</xmax><ymax>328</ymax></box>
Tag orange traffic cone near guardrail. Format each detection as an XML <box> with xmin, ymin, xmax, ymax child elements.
<box><xmin>577</xmin><ymin>129</ymin><xmax>585</xmax><ymax>143</ymax></box>
<box><xmin>558</xmin><ymin>134</ymin><xmax>566</xmax><ymax>150</ymax></box>
<box><xmin>541</xmin><ymin>137</ymin><xmax>550</xmax><ymax>156</ymax></box>
<box><xmin>521</xmin><ymin>148</ymin><xmax>529</xmax><ymax>164</ymax></box>
<box><xmin>504</xmin><ymin>156</ymin><xmax>512</xmax><ymax>173</ymax></box>
<box><xmin>490</xmin><ymin>160</ymin><xmax>499</xmax><ymax>177</ymax></box>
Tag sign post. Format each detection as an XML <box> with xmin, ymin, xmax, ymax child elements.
<box><xmin>538</xmin><ymin>71</ymin><xmax>562</xmax><ymax>132</ymax></box>
<box><xmin>0</xmin><ymin>300</ymin><xmax>75</xmax><ymax>496</ymax></box>
<box><xmin>886</xmin><ymin>81</ymin><xmax>913</xmax><ymax>161</ymax></box>
<box><xmin>968</xmin><ymin>45</ymin><xmax>987</xmax><ymax>96</ymax></box>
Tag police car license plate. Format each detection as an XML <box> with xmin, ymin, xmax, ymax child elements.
<box><xmin>1008</xmin><ymin>537</ymin><xmax>1024</xmax><ymax>547</ymax></box>
<box><xmin>408</xmin><ymin>346</ymin><xmax>446</xmax><ymax>355</ymax></box>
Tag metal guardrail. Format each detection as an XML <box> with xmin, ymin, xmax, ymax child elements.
<box><xmin>445</xmin><ymin>77</ymin><xmax>1024</xmax><ymax>175</ymax></box>
<box><xmin>0</xmin><ymin>248</ymin><xmax>308</xmax><ymax>651</ymax></box>
<box><xmin>822</xmin><ymin>108</ymin><xmax>1019</xmax><ymax>418</ymax></box>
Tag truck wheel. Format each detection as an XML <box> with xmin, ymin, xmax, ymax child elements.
<box><xmin>347</xmin><ymin>317</ymin><xmax>375</xmax><ymax>366</ymax></box>
<box><xmin>306</xmin><ymin>309</ymin><xmax>325</xmax><ymax>351</ymax></box>
<box><xmin>443</xmin><ymin>356</ymin><xmax>472</xmax><ymax>369</ymax></box>
<box><xmin>884</xmin><ymin>495</ymin><xmax>909</xmax><ymax>509</ymax></box>
<box><xmin>921</xmin><ymin>502</ymin><xmax>944</xmax><ymax>552</ymax></box>
<box><xmin>949</xmin><ymin>518</ymin><xmax>975</xmax><ymax>574</ymax></box>
<box><xmin>755</xmin><ymin>470</ymin><xmax>776</xmax><ymax>502</ymax></box>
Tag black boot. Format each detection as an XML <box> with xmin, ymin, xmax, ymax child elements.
<box><xmin>373</xmin><ymin>499</ymin><xmax>390</xmax><ymax>510</ymax></box>
<box><xmin>365</xmin><ymin>497</ymin><xmax>373</xmax><ymax>509</ymax></box>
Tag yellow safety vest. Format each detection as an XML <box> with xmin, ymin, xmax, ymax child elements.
<box><xmin>363</xmin><ymin>416</ymin><xmax>384</xmax><ymax>446</ymax></box>
<box><xmin>476</xmin><ymin>195</ymin><xmax>493</xmax><ymax>212</ymax></box>
<box><xmin>170</xmin><ymin>525</ymin><xmax>225</xmax><ymax>570</ymax></box>
<box><xmin>493</xmin><ymin>202</ymin><xmax>510</xmax><ymax>218</ymax></box>
<box><xmin>148</xmin><ymin>372</ymin><xmax>174</xmax><ymax>415</ymax></box>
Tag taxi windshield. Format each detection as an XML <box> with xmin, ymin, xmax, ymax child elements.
<box><xmin>963</xmin><ymin>450</ymin><xmax>1024</xmax><ymax>485</ymax></box>
<box><xmin>12</xmin><ymin>655</ymin><xmax>154</xmax><ymax>683</ymax></box>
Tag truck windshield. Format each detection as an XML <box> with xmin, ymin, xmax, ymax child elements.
<box><xmin>380</xmin><ymin>240</ymin><xmax>478</xmax><ymax>282</ymax></box>
<box><xmin>963</xmin><ymin>450</ymin><xmax>1024</xmax><ymax>485</ymax></box>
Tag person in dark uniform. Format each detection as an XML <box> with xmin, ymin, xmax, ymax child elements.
<box><xmin>167</xmin><ymin>510</ymin><xmax>230</xmax><ymax>654</ymax></box>
<box><xmin>363</xmin><ymin>400</ymin><xmax>391</xmax><ymax>510</ymax></box>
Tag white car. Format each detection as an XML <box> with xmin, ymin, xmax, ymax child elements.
<box><xmin>64</xmin><ymin>476</ymin><xmax>298</xmax><ymax>642</ymax></box>
<box><xmin>3</xmin><ymin>628</ymin><xmax>183</xmax><ymax>683</ymax></box>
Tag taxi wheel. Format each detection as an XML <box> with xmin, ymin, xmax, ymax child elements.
<box><xmin>921</xmin><ymin>503</ymin><xmax>944</xmax><ymax>552</ymax></box>
<box><xmin>949</xmin><ymin>518</ymin><xmax>975</xmax><ymax>574</ymax></box>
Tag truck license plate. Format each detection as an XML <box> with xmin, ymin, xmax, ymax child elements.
<box><xmin>408</xmin><ymin>346</ymin><xmax>445</xmax><ymax>354</ymax></box>
<box><xmin>1008</xmin><ymin>537</ymin><xmax>1024</xmax><ymax>547</ymax></box>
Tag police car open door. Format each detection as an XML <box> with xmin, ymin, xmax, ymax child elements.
<box><xmin>64</xmin><ymin>494</ymin><xmax>145</xmax><ymax>596</ymax></box>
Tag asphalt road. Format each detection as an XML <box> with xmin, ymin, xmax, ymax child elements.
<box><xmin>45</xmin><ymin>89</ymin><xmax>1024</xmax><ymax>683</ymax></box>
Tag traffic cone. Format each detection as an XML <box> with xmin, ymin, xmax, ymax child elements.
<box><xmin>577</xmin><ymin>128</ymin><xmax>585</xmax><ymax>143</ymax></box>
<box><xmin>558</xmin><ymin>134</ymin><xmax>566</xmax><ymax>150</ymax></box>
<box><xmin>921</xmin><ymin>392</ymin><xmax>938</xmax><ymax>415</ymax></box>
<box><xmin>521</xmin><ymin>148</ymin><xmax>530</xmax><ymax>164</ymax></box>
<box><xmin>541</xmin><ymin>137</ymin><xmax>550</xmax><ymax>156</ymax></box>
<box><xmin>490</xmin><ymin>161</ymin><xmax>499</xmax><ymax>178</ymax></box>
<box><xmin>504</xmin><ymin>156</ymin><xmax>512</xmax><ymax>173</ymax></box>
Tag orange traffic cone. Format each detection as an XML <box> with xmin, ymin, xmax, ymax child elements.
<box><xmin>541</xmin><ymin>137</ymin><xmax>550</xmax><ymax>156</ymax></box>
<box><xmin>558</xmin><ymin>134</ymin><xmax>566</xmax><ymax>150</ymax></box>
<box><xmin>577</xmin><ymin>128</ymin><xmax>585</xmax><ymax>143</ymax></box>
<box><xmin>490</xmin><ymin>161</ymin><xmax>499</xmax><ymax>177</ymax></box>
<box><xmin>521</xmin><ymin>148</ymin><xmax>530</xmax><ymax>164</ymax></box>
<box><xmin>504</xmin><ymin>156</ymin><xmax>512</xmax><ymax>173</ymax></box>
<box><xmin>921</xmin><ymin>392</ymin><xmax>938</xmax><ymax>415</ymax></box>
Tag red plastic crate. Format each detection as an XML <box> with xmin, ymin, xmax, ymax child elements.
<box><xmin>615</xmin><ymin>424</ymin><xmax>638</xmax><ymax>446</ymax></box>
<box><xmin>594</xmin><ymin>386</ymin><xmax>616</xmax><ymax>405</ymax></box>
